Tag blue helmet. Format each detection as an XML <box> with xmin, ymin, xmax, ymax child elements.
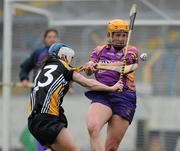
<box><xmin>48</xmin><ymin>43</ymin><xmax>67</xmax><ymax>56</ymax></box>
<box><xmin>48</xmin><ymin>42</ymin><xmax>75</xmax><ymax>64</ymax></box>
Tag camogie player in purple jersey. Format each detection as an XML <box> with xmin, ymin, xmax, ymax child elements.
<box><xmin>83</xmin><ymin>19</ymin><xmax>139</xmax><ymax>151</ymax></box>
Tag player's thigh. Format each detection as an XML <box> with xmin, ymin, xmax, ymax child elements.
<box><xmin>87</xmin><ymin>102</ymin><xmax>112</xmax><ymax>130</ymax></box>
<box><xmin>106</xmin><ymin>115</ymin><xmax>129</xmax><ymax>143</ymax></box>
<box><xmin>51</xmin><ymin>128</ymin><xmax>79</xmax><ymax>151</ymax></box>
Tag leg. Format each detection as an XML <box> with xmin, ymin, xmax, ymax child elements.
<box><xmin>87</xmin><ymin>103</ymin><xmax>112</xmax><ymax>151</ymax></box>
<box><xmin>51</xmin><ymin>128</ymin><xmax>80</xmax><ymax>151</ymax></box>
<box><xmin>105</xmin><ymin>115</ymin><xmax>129</xmax><ymax>151</ymax></box>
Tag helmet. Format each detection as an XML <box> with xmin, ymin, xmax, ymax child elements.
<box><xmin>48</xmin><ymin>43</ymin><xmax>75</xmax><ymax>64</ymax></box>
<box><xmin>107</xmin><ymin>19</ymin><xmax>129</xmax><ymax>38</ymax></box>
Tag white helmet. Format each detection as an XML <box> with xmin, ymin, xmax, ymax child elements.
<box><xmin>48</xmin><ymin>43</ymin><xmax>75</xmax><ymax>64</ymax></box>
<box><xmin>58</xmin><ymin>46</ymin><xmax>75</xmax><ymax>64</ymax></box>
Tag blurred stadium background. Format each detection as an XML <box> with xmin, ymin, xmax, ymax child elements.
<box><xmin>0</xmin><ymin>0</ymin><xmax>180</xmax><ymax>151</ymax></box>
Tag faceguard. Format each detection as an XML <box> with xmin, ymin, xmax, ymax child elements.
<box><xmin>48</xmin><ymin>43</ymin><xmax>75</xmax><ymax>64</ymax></box>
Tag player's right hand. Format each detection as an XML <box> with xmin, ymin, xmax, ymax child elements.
<box><xmin>20</xmin><ymin>80</ymin><xmax>33</xmax><ymax>88</ymax></box>
<box><xmin>111</xmin><ymin>80</ymin><xmax>123</xmax><ymax>92</ymax></box>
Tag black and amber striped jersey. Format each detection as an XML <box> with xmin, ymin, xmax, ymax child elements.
<box><xmin>29</xmin><ymin>59</ymin><xmax>74</xmax><ymax>117</ymax></box>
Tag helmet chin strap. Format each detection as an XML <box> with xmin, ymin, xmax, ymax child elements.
<box><xmin>59</xmin><ymin>55</ymin><xmax>73</xmax><ymax>65</ymax></box>
<box><xmin>108</xmin><ymin>40</ymin><xmax>125</xmax><ymax>50</ymax></box>
<box><xmin>112</xmin><ymin>44</ymin><xmax>125</xmax><ymax>50</ymax></box>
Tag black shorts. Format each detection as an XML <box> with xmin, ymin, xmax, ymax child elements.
<box><xmin>28</xmin><ymin>112</ymin><xmax>68</xmax><ymax>146</ymax></box>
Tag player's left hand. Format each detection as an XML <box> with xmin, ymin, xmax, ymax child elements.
<box><xmin>79</xmin><ymin>61</ymin><xmax>98</xmax><ymax>76</ymax></box>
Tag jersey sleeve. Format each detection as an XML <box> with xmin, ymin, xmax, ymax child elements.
<box><xmin>89</xmin><ymin>45</ymin><xmax>106</xmax><ymax>62</ymax></box>
<box><xmin>126</xmin><ymin>46</ymin><xmax>139</xmax><ymax>65</ymax></box>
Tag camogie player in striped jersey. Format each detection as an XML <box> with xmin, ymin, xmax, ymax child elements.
<box><xmin>28</xmin><ymin>43</ymin><xmax>123</xmax><ymax>151</ymax></box>
<box><xmin>84</xmin><ymin>19</ymin><xmax>139</xmax><ymax>151</ymax></box>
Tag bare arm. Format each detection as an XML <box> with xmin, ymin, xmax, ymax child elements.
<box><xmin>96</xmin><ymin>63</ymin><xmax>138</xmax><ymax>74</ymax></box>
<box><xmin>80</xmin><ymin>61</ymin><xmax>138</xmax><ymax>76</ymax></box>
<box><xmin>72</xmin><ymin>72</ymin><xmax>123</xmax><ymax>92</ymax></box>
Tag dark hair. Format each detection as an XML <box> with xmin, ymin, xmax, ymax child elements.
<box><xmin>39</xmin><ymin>52</ymin><xmax>59</xmax><ymax>69</ymax></box>
<box><xmin>43</xmin><ymin>29</ymin><xmax>59</xmax><ymax>39</ymax></box>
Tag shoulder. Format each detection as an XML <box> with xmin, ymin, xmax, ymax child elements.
<box><xmin>93</xmin><ymin>44</ymin><xmax>109</xmax><ymax>52</ymax></box>
<box><xmin>34</xmin><ymin>47</ymin><xmax>48</xmax><ymax>55</ymax></box>
<box><xmin>59</xmin><ymin>60</ymin><xmax>76</xmax><ymax>71</ymax></box>
<box><xmin>29</xmin><ymin>48</ymin><xmax>42</xmax><ymax>58</ymax></box>
<box><xmin>128</xmin><ymin>45</ymin><xmax>138</xmax><ymax>51</ymax></box>
<box><xmin>127</xmin><ymin>45</ymin><xmax>139</xmax><ymax>55</ymax></box>
<box><xmin>31</xmin><ymin>47</ymin><xmax>48</xmax><ymax>61</ymax></box>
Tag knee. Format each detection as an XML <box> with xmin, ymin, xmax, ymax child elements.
<box><xmin>87</xmin><ymin>122</ymin><xmax>100</xmax><ymax>138</ymax></box>
<box><xmin>105</xmin><ymin>140</ymin><xmax>120</xmax><ymax>151</ymax></box>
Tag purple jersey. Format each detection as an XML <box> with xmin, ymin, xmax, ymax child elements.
<box><xmin>90</xmin><ymin>44</ymin><xmax>139</xmax><ymax>92</ymax></box>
